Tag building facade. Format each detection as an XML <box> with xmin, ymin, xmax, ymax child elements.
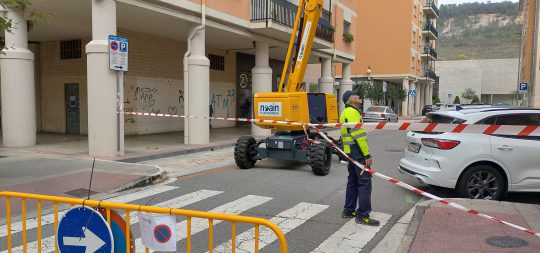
<box><xmin>0</xmin><ymin>0</ymin><xmax>358</xmax><ymax>156</ymax></box>
<box><xmin>518</xmin><ymin>0</ymin><xmax>540</xmax><ymax>107</ymax></box>
<box><xmin>344</xmin><ymin>0</ymin><xmax>439</xmax><ymax>116</ymax></box>
<box><xmin>437</xmin><ymin>59</ymin><xmax>521</xmax><ymax>106</ymax></box>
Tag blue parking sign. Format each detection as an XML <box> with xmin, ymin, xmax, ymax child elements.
<box><xmin>57</xmin><ymin>206</ymin><xmax>114</xmax><ymax>253</ymax></box>
<box><xmin>519</xmin><ymin>83</ymin><xmax>528</xmax><ymax>91</ymax></box>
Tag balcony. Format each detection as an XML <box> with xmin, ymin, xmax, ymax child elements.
<box><xmin>423</xmin><ymin>0</ymin><xmax>439</xmax><ymax>18</ymax></box>
<box><xmin>424</xmin><ymin>69</ymin><xmax>437</xmax><ymax>80</ymax></box>
<box><xmin>421</xmin><ymin>45</ymin><xmax>437</xmax><ymax>60</ymax></box>
<box><xmin>422</xmin><ymin>23</ymin><xmax>438</xmax><ymax>40</ymax></box>
<box><xmin>251</xmin><ymin>0</ymin><xmax>335</xmax><ymax>44</ymax></box>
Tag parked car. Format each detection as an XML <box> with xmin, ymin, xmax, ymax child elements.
<box><xmin>399</xmin><ymin>108</ymin><xmax>540</xmax><ymax>200</ymax></box>
<box><xmin>362</xmin><ymin>106</ymin><xmax>398</xmax><ymax>122</ymax></box>
<box><xmin>421</xmin><ymin>105</ymin><xmax>438</xmax><ymax>115</ymax></box>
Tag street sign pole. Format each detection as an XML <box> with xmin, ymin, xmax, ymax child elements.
<box><xmin>109</xmin><ymin>35</ymin><xmax>128</xmax><ymax>155</ymax></box>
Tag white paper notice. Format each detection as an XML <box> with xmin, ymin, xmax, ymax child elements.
<box><xmin>138</xmin><ymin>212</ymin><xmax>177</xmax><ymax>251</ymax></box>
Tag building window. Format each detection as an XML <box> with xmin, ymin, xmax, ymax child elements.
<box><xmin>412</xmin><ymin>57</ymin><xmax>415</xmax><ymax>69</ymax></box>
<box><xmin>343</xmin><ymin>20</ymin><xmax>351</xmax><ymax>35</ymax></box>
<box><xmin>60</xmin><ymin>40</ymin><xmax>82</xmax><ymax>60</ymax></box>
<box><xmin>209</xmin><ymin>54</ymin><xmax>225</xmax><ymax>71</ymax></box>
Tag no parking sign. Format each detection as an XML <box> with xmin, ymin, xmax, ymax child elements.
<box><xmin>138</xmin><ymin>212</ymin><xmax>176</xmax><ymax>251</ymax></box>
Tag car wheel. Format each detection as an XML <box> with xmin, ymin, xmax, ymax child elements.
<box><xmin>456</xmin><ymin>165</ymin><xmax>506</xmax><ymax>200</ymax></box>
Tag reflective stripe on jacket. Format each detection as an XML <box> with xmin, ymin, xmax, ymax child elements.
<box><xmin>340</xmin><ymin>105</ymin><xmax>370</xmax><ymax>158</ymax></box>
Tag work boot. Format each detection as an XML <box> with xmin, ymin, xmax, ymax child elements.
<box><xmin>342</xmin><ymin>209</ymin><xmax>357</xmax><ymax>218</ymax></box>
<box><xmin>355</xmin><ymin>217</ymin><xmax>380</xmax><ymax>226</ymax></box>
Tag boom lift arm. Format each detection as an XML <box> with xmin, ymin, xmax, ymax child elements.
<box><xmin>278</xmin><ymin>0</ymin><xmax>322</xmax><ymax>93</ymax></box>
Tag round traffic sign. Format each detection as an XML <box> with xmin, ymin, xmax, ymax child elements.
<box><xmin>57</xmin><ymin>206</ymin><xmax>114</xmax><ymax>253</ymax></box>
<box><xmin>153</xmin><ymin>224</ymin><xmax>172</xmax><ymax>243</ymax></box>
<box><xmin>110</xmin><ymin>41</ymin><xmax>119</xmax><ymax>51</ymax></box>
<box><xmin>98</xmin><ymin>208</ymin><xmax>134</xmax><ymax>253</ymax></box>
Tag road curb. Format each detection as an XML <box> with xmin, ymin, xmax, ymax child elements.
<box><xmin>109</xmin><ymin>166</ymin><xmax>168</xmax><ymax>193</ymax></box>
<box><xmin>371</xmin><ymin>200</ymin><xmax>433</xmax><ymax>253</ymax></box>
<box><xmin>118</xmin><ymin>142</ymin><xmax>237</xmax><ymax>163</ymax></box>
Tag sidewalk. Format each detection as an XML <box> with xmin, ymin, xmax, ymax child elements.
<box><xmin>373</xmin><ymin>199</ymin><xmax>540</xmax><ymax>253</ymax></box>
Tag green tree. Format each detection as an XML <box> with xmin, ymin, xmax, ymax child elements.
<box><xmin>0</xmin><ymin>1</ymin><xmax>47</xmax><ymax>34</ymax></box>
<box><xmin>433</xmin><ymin>97</ymin><xmax>441</xmax><ymax>104</ymax></box>
<box><xmin>462</xmin><ymin>88</ymin><xmax>477</xmax><ymax>100</ymax></box>
<box><xmin>471</xmin><ymin>95</ymin><xmax>481</xmax><ymax>104</ymax></box>
<box><xmin>453</xmin><ymin>96</ymin><xmax>461</xmax><ymax>104</ymax></box>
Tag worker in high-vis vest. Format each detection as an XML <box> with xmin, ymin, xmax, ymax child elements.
<box><xmin>339</xmin><ymin>90</ymin><xmax>380</xmax><ymax>227</ymax></box>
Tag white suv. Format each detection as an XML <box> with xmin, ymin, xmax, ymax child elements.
<box><xmin>399</xmin><ymin>108</ymin><xmax>540</xmax><ymax>200</ymax></box>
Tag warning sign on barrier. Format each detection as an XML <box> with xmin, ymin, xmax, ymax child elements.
<box><xmin>138</xmin><ymin>212</ymin><xmax>176</xmax><ymax>251</ymax></box>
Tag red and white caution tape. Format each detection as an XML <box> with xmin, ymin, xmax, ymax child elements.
<box><xmin>123</xmin><ymin>110</ymin><xmax>540</xmax><ymax>237</ymax></box>
<box><xmin>120</xmin><ymin>111</ymin><xmax>540</xmax><ymax>137</ymax></box>
<box><xmin>309</xmin><ymin>126</ymin><xmax>540</xmax><ymax>238</ymax></box>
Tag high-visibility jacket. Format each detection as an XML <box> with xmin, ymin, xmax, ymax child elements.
<box><xmin>340</xmin><ymin>105</ymin><xmax>371</xmax><ymax>159</ymax></box>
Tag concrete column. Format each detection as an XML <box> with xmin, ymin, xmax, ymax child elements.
<box><xmin>251</xmin><ymin>41</ymin><xmax>272</xmax><ymax>137</ymax></box>
<box><xmin>415</xmin><ymin>82</ymin><xmax>421</xmax><ymax>115</ymax></box>
<box><xmin>409</xmin><ymin>82</ymin><xmax>417</xmax><ymax>115</ymax></box>
<box><xmin>187</xmin><ymin>25</ymin><xmax>211</xmax><ymax>144</ymax></box>
<box><xmin>0</xmin><ymin>8</ymin><xmax>36</xmax><ymax>147</ymax></box>
<box><xmin>318</xmin><ymin>58</ymin><xmax>334</xmax><ymax>94</ymax></box>
<box><xmin>429</xmin><ymin>84</ymin><xmax>433</xmax><ymax>105</ymax></box>
<box><xmin>86</xmin><ymin>0</ymin><xmax>117</xmax><ymax>156</ymax></box>
<box><xmin>424</xmin><ymin>83</ymin><xmax>430</xmax><ymax>106</ymax></box>
<box><xmin>401</xmin><ymin>79</ymin><xmax>409</xmax><ymax>116</ymax></box>
<box><xmin>339</xmin><ymin>63</ymin><xmax>354</xmax><ymax>113</ymax></box>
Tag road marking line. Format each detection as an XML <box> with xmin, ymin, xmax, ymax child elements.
<box><xmin>0</xmin><ymin>185</ymin><xmax>178</xmax><ymax>238</ymax></box>
<box><xmin>210</xmin><ymin>202</ymin><xmax>329</xmax><ymax>253</ymax></box>
<box><xmin>311</xmin><ymin>212</ymin><xmax>392</xmax><ymax>253</ymax></box>
<box><xmin>135</xmin><ymin>195</ymin><xmax>273</xmax><ymax>252</ymax></box>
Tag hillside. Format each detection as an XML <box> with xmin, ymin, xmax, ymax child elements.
<box><xmin>436</xmin><ymin>1</ymin><xmax>522</xmax><ymax>60</ymax></box>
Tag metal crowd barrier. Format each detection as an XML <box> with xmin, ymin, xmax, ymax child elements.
<box><xmin>0</xmin><ymin>191</ymin><xmax>288</xmax><ymax>253</ymax></box>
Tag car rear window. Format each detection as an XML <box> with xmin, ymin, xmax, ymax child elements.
<box><xmin>367</xmin><ymin>107</ymin><xmax>385</xmax><ymax>112</ymax></box>
<box><xmin>420</xmin><ymin>114</ymin><xmax>466</xmax><ymax>124</ymax></box>
<box><xmin>477</xmin><ymin>114</ymin><xmax>540</xmax><ymax>126</ymax></box>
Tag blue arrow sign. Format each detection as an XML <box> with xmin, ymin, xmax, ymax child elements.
<box><xmin>57</xmin><ymin>206</ymin><xmax>114</xmax><ymax>253</ymax></box>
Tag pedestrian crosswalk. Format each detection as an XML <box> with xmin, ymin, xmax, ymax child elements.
<box><xmin>0</xmin><ymin>183</ymin><xmax>392</xmax><ymax>253</ymax></box>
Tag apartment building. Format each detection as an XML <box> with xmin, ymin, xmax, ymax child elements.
<box><xmin>0</xmin><ymin>0</ymin><xmax>358</xmax><ymax>157</ymax></box>
<box><xmin>518</xmin><ymin>0</ymin><xmax>540</xmax><ymax>107</ymax></box>
<box><xmin>348</xmin><ymin>0</ymin><xmax>438</xmax><ymax>116</ymax></box>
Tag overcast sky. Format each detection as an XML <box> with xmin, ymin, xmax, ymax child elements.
<box><xmin>439</xmin><ymin>0</ymin><xmax>518</xmax><ymax>5</ymax></box>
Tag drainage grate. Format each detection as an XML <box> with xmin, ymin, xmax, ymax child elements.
<box><xmin>385</xmin><ymin>149</ymin><xmax>403</xmax><ymax>153</ymax></box>
<box><xmin>486</xmin><ymin>236</ymin><xmax>528</xmax><ymax>248</ymax></box>
<box><xmin>0</xmin><ymin>156</ymin><xmax>6</xmax><ymax>158</ymax></box>
<box><xmin>65</xmin><ymin>188</ymin><xmax>100</xmax><ymax>198</ymax></box>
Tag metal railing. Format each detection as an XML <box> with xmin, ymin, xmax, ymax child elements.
<box><xmin>424</xmin><ymin>69</ymin><xmax>437</xmax><ymax>80</ymax></box>
<box><xmin>423</xmin><ymin>23</ymin><xmax>439</xmax><ymax>38</ymax></box>
<box><xmin>251</xmin><ymin>0</ymin><xmax>335</xmax><ymax>42</ymax></box>
<box><xmin>424</xmin><ymin>0</ymin><xmax>440</xmax><ymax>17</ymax></box>
<box><xmin>1</xmin><ymin>191</ymin><xmax>288</xmax><ymax>253</ymax></box>
<box><xmin>423</xmin><ymin>45</ymin><xmax>438</xmax><ymax>59</ymax></box>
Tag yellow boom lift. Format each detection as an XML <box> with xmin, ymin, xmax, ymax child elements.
<box><xmin>234</xmin><ymin>0</ymin><xmax>340</xmax><ymax>176</ymax></box>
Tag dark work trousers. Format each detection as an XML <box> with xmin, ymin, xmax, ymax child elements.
<box><xmin>344</xmin><ymin>159</ymin><xmax>372</xmax><ymax>219</ymax></box>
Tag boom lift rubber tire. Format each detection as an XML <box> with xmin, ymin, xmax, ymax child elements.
<box><xmin>308</xmin><ymin>140</ymin><xmax>332</xmax><ymax>176</ymax></box>
<box><xmin>234</xmin><ymin>136</ymin><xmax>257</xmax><ymax>169</ymax></box>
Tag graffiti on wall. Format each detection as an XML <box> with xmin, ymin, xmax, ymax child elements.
<box><xmin>134</xmin><ymin>87</ymin><xmax>158</xmax><ymax>112</ymax></box>
<box><xmin>211</xmin><ymin>89</ymin><xmax>235</xmax><ymax>117</ymax></box>
<box><xmin>123</xmin><ymin>98</ymin><xmax>136</xmax><ymax>124</ymax></box>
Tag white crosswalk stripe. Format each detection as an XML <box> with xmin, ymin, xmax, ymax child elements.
<box><xmin>0</xmin><ymin>185</ymin><xmax>178</xmax><ymax>238</ymax></box>
<box><xmin>135</xmin><ymin>195</ymin><xmax>273</xmax><ymax>252</ymax></box>
<box><xmin>1</xmin><ymin>189</ymin><xmax>222</xmax><ymax>253</ymax></box>
<box><xmin>211</xmin><ymin>202</ymin><xmax>329</xmax><ymax>253</ymax></box>
<box><xmin>311</xmin><ymin>212</ymin><xmax>392</xmax><ymax>253</ymax></box>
